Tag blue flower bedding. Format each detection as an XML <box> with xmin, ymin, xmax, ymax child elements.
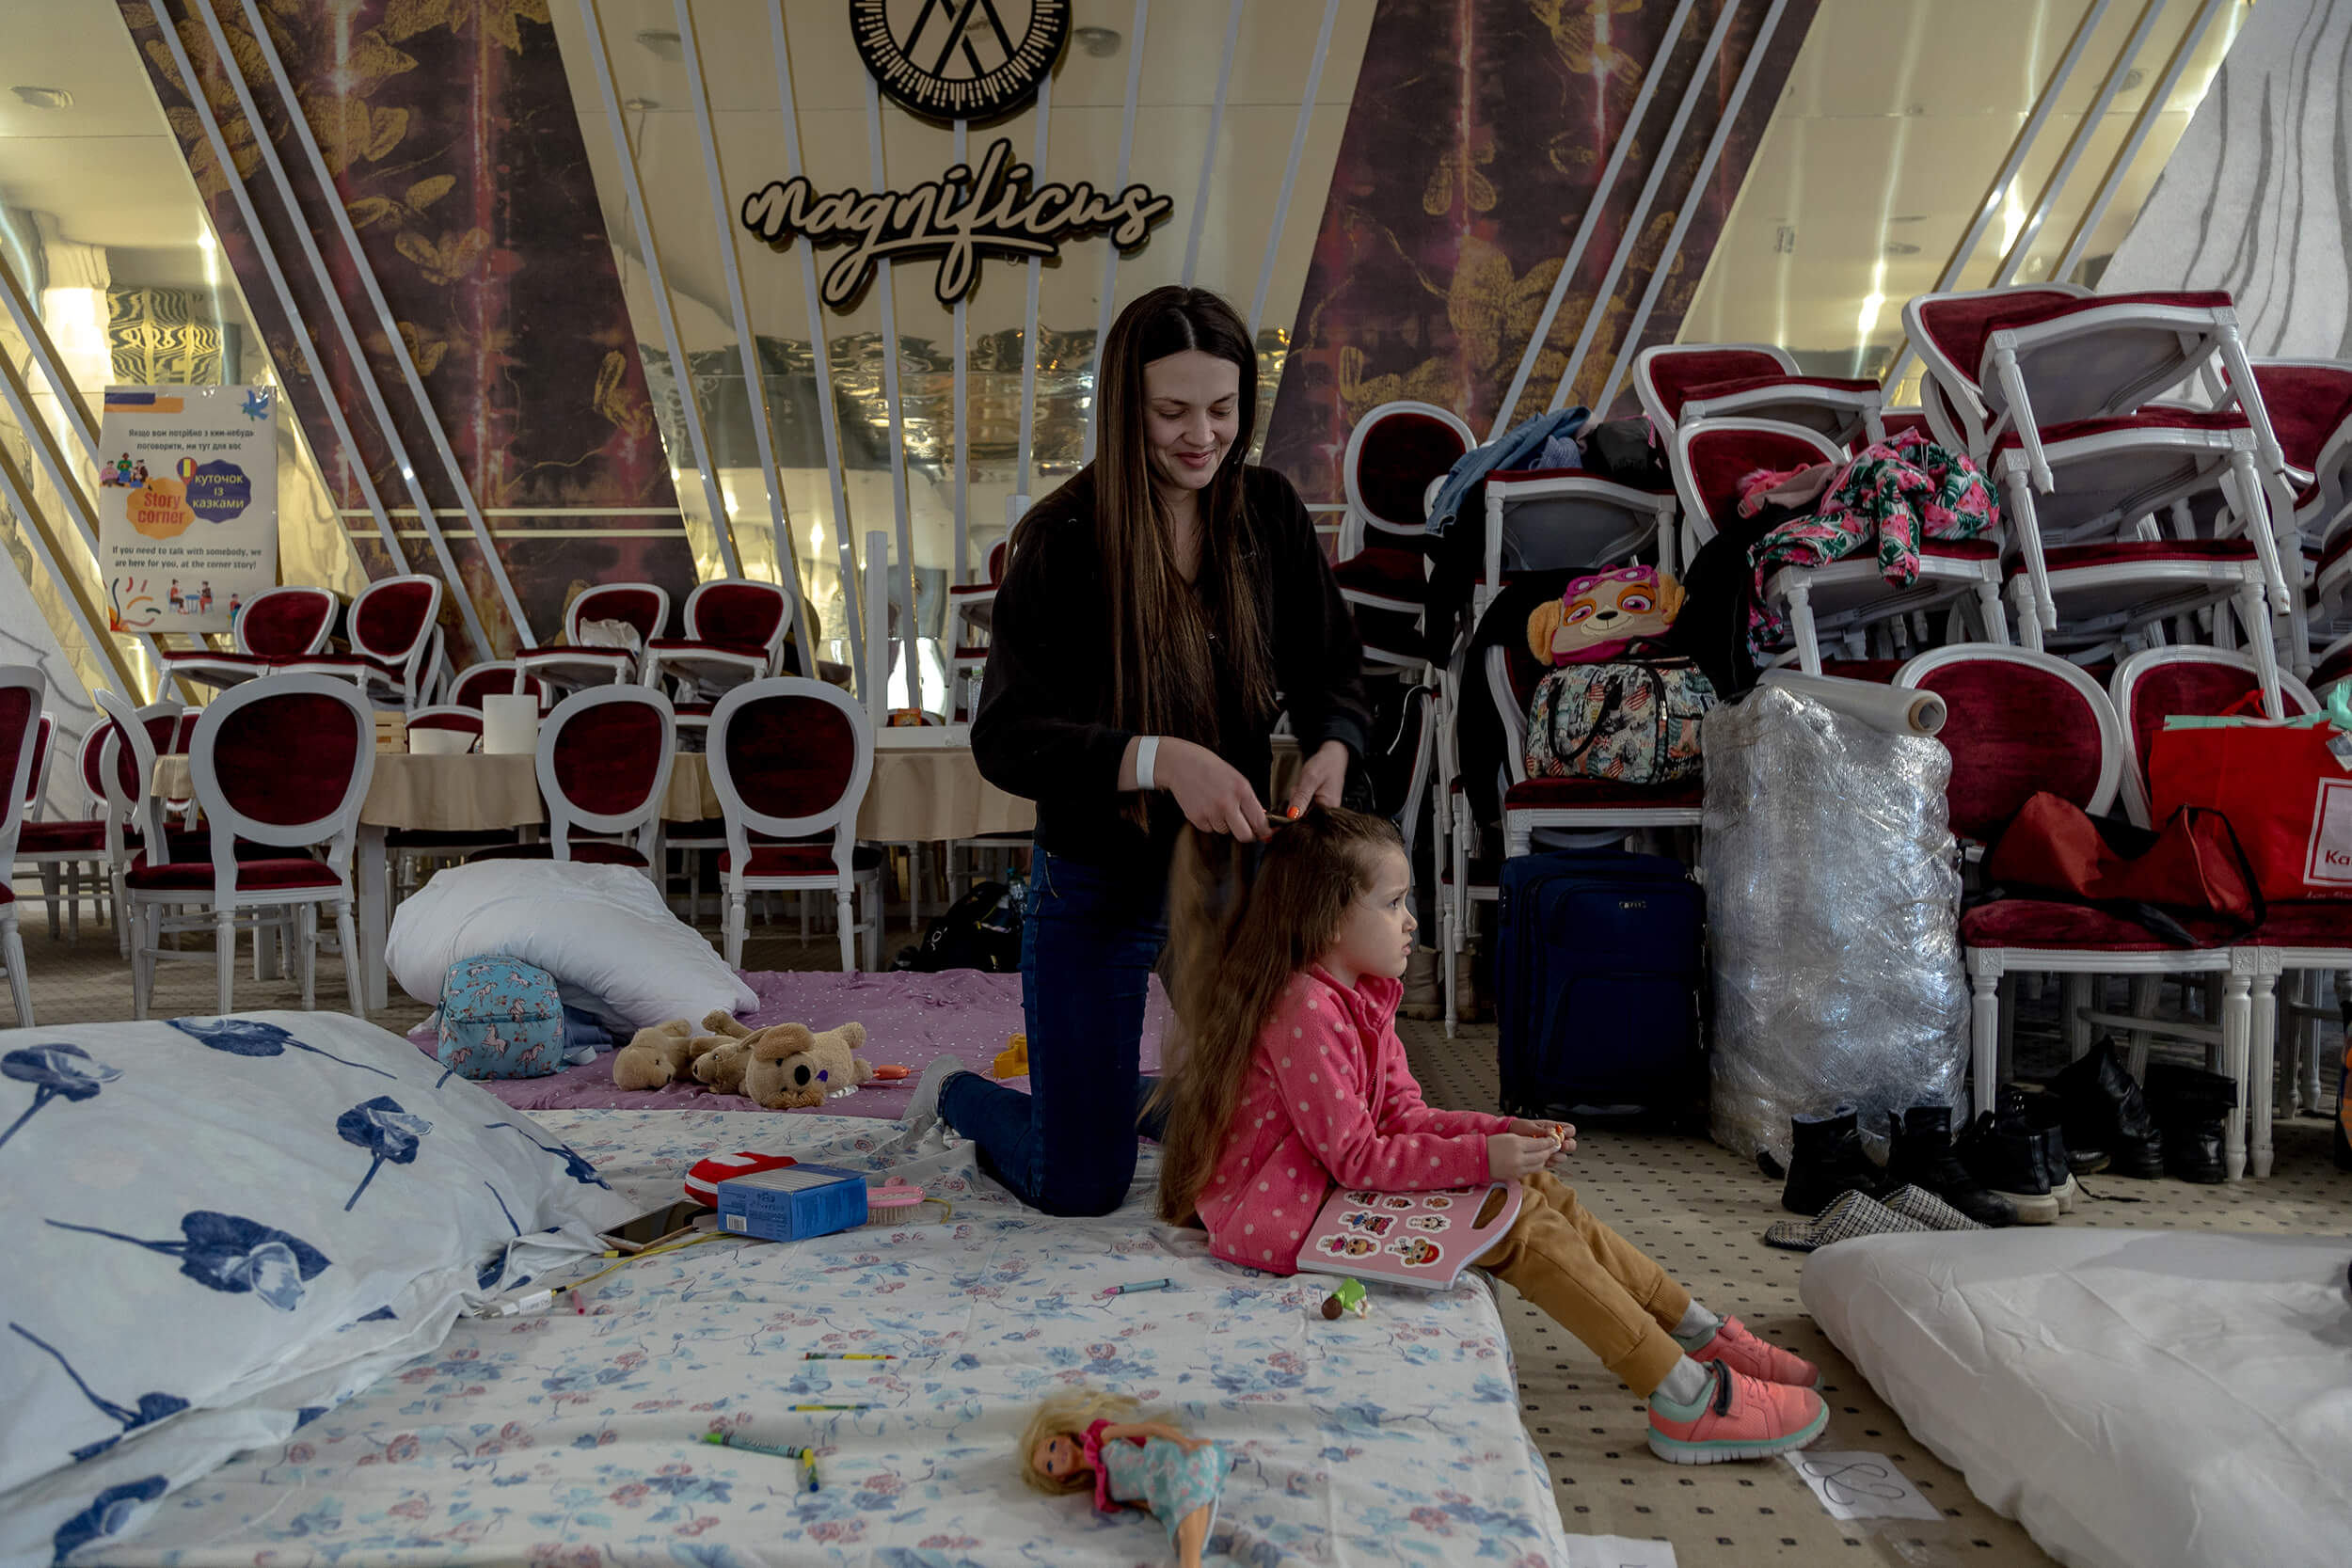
<box><xmin>78</xmin><ymin>1108</ymin><xmax>1573</xmax><ymax>1567</ymax></box>
<box><xmin>0</xmin><ymin>1014</ymin><xmax>638</xmax><ymax>1568</ymax></box>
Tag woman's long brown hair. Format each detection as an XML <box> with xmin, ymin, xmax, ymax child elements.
<box><xmin>1152</xmin><ymin>807</ymin><xmax>1406</xmax><ymax>1224</ymax></box>
<box><xmin>1092</xmin><ymin>287</ymin><xmax>1276</xmax><ymax>769</ymax></box>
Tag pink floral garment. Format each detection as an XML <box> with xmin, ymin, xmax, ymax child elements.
<box><xmin>1736</xmin><ymin>427</ymin><xmax>2001</xmax><ymax>655</ymax></box>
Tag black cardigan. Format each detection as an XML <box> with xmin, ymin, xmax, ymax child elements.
<box><xmin>972</xmin><ymin>464</ymin><xmax>1371</xmax><ymax>874</ymax></box>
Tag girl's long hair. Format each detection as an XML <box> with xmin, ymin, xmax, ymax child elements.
<box><xmin>1017</xmin><ymin>1386</ymin><xmax>1143</xmax><ymax>1495</ymax></box>
<box><xmin>1092</xmin><ymin>287</ymin><xmax>1276</xmax><ymax>768</ymax></box>
<box><xmin>1152</xmin><ymin>807</ymin><xmax>1406</xmax><ymax>1225</ymax></box>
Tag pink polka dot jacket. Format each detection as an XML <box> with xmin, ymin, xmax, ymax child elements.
<box><xmin>1197</xmin><ymin>966</ymin><xmax>1512</xmax><ymax>1275</ymax></box>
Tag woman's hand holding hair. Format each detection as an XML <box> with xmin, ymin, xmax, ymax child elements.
<box><xmin>1156</xmin><ymin>737</ymin><xmax>1272</xmax><ymax>840</ymax></box>
<box><xmin>1285</xmin><ymin>739</ymin><xmax>1352</xmax><ymax>818</ymax></box>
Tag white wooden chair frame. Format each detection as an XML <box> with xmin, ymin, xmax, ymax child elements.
<box><xmin>0</xmin><ymin>666</ymin><xmax>46</xmax><ymax>1024</ymax></box>
<box><xmin>1897</xmin><ymin>644</ymin><xmax>2262</xmax><ymax>1176</ymax></box>
<box><xmin>516</xmin><ymin>582</ymin><xmax>673</xmax><ymax>694</ymax></box>
<box><xmin>536</xmin><ymin>684</ymin><xmax>677</xmax><ymax>873</ymax></box>
<box><xmin>706</xmin><ymin>677</ymin><xmax>881</xmax><ymax>973</ymax></box>
<box><xmin>159</xmin><ymin>584</ymin><xmax>340</xmax><ymax>692</ymax></box>
<box><xmin>1671</xmin><ymin>417</ymin><xmax>2008</xmax><ymax>673</ymax></box>
<box><xmin>106</xmin><ymin>675</ymin><xmax>375</xmax><ymax>1019</ymax></box>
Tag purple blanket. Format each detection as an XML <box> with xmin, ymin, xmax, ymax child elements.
<box><xmin>412</xmin><ymin>967</ymin><xmax>1170</xmax><ymax>1117</ymax></box>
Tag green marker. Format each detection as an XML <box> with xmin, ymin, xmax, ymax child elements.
<box><xmin>702</xmin><ymin>1432</ymin><xmax>818</xmax><ymax>1491</ymax></box>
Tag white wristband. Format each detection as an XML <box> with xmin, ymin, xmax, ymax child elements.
<box><xmin>1135</xmin><ymin>736</ymin><xmax>1161</xmax><ymax>791</ymax></box>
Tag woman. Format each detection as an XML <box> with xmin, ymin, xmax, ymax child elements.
<box><xmin>904</xmin><ymin>286</ymin><xmax>1370</xmax><ymax>1217</ymax></box>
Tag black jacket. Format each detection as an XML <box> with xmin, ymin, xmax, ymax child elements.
<box><xmin>972</xmin><ymin>464</ymin><xmax>1371</xmax><ymax>873</ymax></box>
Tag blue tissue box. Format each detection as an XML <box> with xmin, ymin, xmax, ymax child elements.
<box><xmin>714</xmin><ymin>1164</ymin><xmax>869</xmax><ymax>1243</ymax></box>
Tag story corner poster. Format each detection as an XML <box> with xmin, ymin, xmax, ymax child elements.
<box><xmin>98</xmin><ymin>385</ymin><xmax>278</xmax><ymax>635</ymax></box>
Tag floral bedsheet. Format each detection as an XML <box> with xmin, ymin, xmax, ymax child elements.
<box><xmin>100</xmin><ymin>1110</ymin><xmax>1569</xmax><ymax>1566</ymax></box>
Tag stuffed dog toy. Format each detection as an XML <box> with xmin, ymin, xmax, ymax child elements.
<box><xmin>741</xmin><ymin>1022</ymin><xmax>875</xmax><ymax>1111</ymax></box>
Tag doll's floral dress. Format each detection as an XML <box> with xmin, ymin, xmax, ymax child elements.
<box><xmin>1082</xmin><ymin>1420</ymin><xmax>1227</xmax><ymax>1546</ymax></box>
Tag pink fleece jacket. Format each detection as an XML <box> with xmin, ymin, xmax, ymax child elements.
<box><xmin>1197</xmin><ymin>966</ymin><xmax>1513</xmax><ymax>1275</ymax></box>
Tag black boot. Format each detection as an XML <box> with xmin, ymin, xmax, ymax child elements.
<box><xmin>1997</xmin><ymin>1086</ymin><xmax>2081</xmax><ymax>1213</ymax></box>
<box><xmin>2017</xmin><ymin>1083</ymin><xmax>2107</xmax><ymax>1176</ymax></box>
<box><xmin>1958</xmin><ymin>1111</ymin><xmax>2059</xmax><ymax>1224</ymax></box>
<box><xmin>1781</xmin><ymin>1106</ymin><xmax>1882</xmax><ymax>1215</ymax></box>
<box><xmin>2052</xmin><ymin>1037</ymin><xmax>2165</xmax><ymax>1179</ymax></box>
<box><xmin>2144</xmin><ymin>1063</ymin><xmax>2235</xmax><ymax>1184</ymax></box>
<box><xmin>1884</xmin><ymin>1106</ymin><xmax>2014</xmax><ymax>1227</ymax></box>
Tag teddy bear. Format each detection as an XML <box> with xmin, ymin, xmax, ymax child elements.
<box><xmin>742</xmin><ymin>1022</ymin><xmax>875</xmax><ymax>1110</ymax></box>
<box><xmin>612</xmin><ymin>1017</ymin><xmax>694</xmax><ymax>1090</ymax></box>
<box><xmin>1527</xmin><ymin>564</ymin><xmax>1685</xmax><ymax>666</ymax></box>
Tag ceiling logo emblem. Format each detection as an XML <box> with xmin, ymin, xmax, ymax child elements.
<box><xmin>850</xmin><ymin>0</ymin><xmax>1071</xmax><ymax>123</ymax></box>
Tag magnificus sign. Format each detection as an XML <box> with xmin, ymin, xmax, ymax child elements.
<box><xmin>740</xmin><ymin>135</ymin><xmax>1172</xmax><ymax>309</ymax></box>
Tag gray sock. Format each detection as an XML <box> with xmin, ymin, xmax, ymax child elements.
<box><xmin>1671</xmin><ymin>1299</ymin><xmax>1724</xmax><ymax>1352</ymax></box>
<box><xmin>1651</xmin><ymin>1355</ymin><xmax>1712</xmax><ymax>1408</ymax></box>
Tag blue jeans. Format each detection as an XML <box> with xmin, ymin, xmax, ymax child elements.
<box><xmin>939</xmin><ymin>845</ymin><xmax>1168</xmax><ymax>1216</ymax></box>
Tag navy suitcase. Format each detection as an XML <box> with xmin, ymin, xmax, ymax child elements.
<box><xmin>1496</xmin><ymin>848</ymin><xmax>1706</xmax><ymax>1117</ymax></box>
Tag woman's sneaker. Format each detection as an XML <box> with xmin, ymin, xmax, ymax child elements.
<box><xmin>882</xmin><ymin>1054</ymin><xmax>970</xmax><ymax>1152</ymax></box>
<box><xmin>1685</xmin><ymin>1316</ymin><xmax>1821</xmax><ymax>1389</ymax></box>
<box><xmin>1648</xmin><ymin>1364</ymin><xmax>1828</xmax><ymax>1465</ymax></box>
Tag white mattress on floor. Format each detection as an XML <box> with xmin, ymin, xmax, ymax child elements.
<box><xmin>1804</xmin><ymin>1228</ymin><xmax>2352</xmax><ymax>1568</ymax></box>
<box><xmin>98</xmin><ymin>1109</ymin><xmax>1570</xmax><ymax>1566</ymax></box>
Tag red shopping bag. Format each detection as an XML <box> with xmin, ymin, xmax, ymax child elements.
<box><xmin>2147</xmin><ymin>715</ymin><xmax>2352</xmax><ymax>900</ymax></box>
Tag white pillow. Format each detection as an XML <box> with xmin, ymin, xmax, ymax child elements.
<box><xmin>0</xmin><ymin>1012</ymin><xmax>636</xmax><ymax>1565</ymax></box>
<box><xmin>389</xmin><ymin>860</ymin><xmax>756</xmax><ymax>1027</ymax></box>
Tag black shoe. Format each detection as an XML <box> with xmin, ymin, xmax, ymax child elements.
<box><xmin>1782</xmin><ymin>1106</ymin><xmax>1882</xmax><ymax>1215</ymax></box>
<box><xmin>2144</xmin><ymin>1062</ymin><xmax>2235</xmax><ymax>1184</ymax></box>
<box><xmin>1957</xmin><ymin>1110</ymin><xmax>2059</xmax><ymax>1223</ymax></box>
<box><xmin>1997</xmin><ymin>1087</ymin><xmax>2082</xmax><ymax>1212</ymax></box>
<box><xmin>1884</xmin><ymin>1105</ymin><xmax>2014</xmax><ymax>1227</ymax></box>
<box><xmin>2017</xmin><ymin>1083</ymin><xmax>2108</xmax><ymax>1176</ymax></box>
<box><xmin>2052</xmin><ymin>1037</ymin><xmax>2165</xmax><ymax>1179</ymax></box>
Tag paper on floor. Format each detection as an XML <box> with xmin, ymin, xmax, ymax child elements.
<box><xmin>1786</xmin><ymin>1449</ymin><xmax>1945</xmax><ymax>1522</ymax></box>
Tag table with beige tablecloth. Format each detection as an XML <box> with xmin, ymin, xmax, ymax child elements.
<box><xmin>153</xmin><ymin>746</ymin><xmax>1033</xmax><ymax>844</ymax></box>
<box><xmin>152</xmin><ymin>741</ymin><xmax>1032</xmax><ymax>1011</ymax></box>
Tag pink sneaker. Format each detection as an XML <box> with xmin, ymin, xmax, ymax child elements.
<box><xmin>1647</xmin><ymin>1365</ymin><xmax>1827</xmax><ymax>1465</ymax></box>
<box><xmin>1687</xmin><ymin>1316</ymin><xmax>1821</xmax><ymax>1388</ymax></box>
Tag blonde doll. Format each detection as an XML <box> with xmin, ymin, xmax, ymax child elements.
<box><xmin>1018</xmin><ymin>1387</ymin><xmax>1226</xmax><ymax>1567</ymax></box>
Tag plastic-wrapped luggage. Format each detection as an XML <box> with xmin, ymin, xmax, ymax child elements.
<box><xmin>1702</xmin><ymin>684</ymin><xmax>1968</xmax><ymax>1164</ymax></box>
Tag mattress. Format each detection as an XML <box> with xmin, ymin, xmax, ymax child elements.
<box><xmin>99</xmin><ymin>1108</ymin><xmax>1569</xmax><ymax>1566</ymax></box>
<box><xmin>407</xmin><ymin>969</ymin><xmax>1169</xmax><ymax>1117</ymax></box>
<box><xmin>1804</xmin><ymin>1229</ymin><xmax>2352</xmax><ymax>1568</ymax></box>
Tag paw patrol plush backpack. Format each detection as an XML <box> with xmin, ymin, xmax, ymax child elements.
<box><xmin>1522</xmin><ymin>565</ymin><xmax>1716</xmax><ymax>785</ymax></box>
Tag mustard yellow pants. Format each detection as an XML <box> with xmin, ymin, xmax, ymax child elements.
<box><xmin>1473</xmin><ymin>1170</ymin><xmax>1691</xmax><ymax>1398</ymax></box>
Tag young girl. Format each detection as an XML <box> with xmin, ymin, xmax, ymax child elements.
<box><xmin>1153</xmin><ymin>809</ymin><xmax>1829</xmax><ymax>1465</ymax></box>
<box><xmin>1019</xmin><ymin>1387</ymin><xmax>1226</xmax><ymax>1567</ymax></box>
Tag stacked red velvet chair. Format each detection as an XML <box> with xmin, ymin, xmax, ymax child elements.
<box><xmin>158</xmin><ymin>584</ymin><xmax>338</xmax><ymax>693</ymax></box>
<box><xmin>1634</xmin><ymin>341</ymin><xmax>1884</xmax><ymax>450</ymax></box>
<box><xmin>1666</xmin><ymin>417</ymin><xmax>2006</xmax><ymax>674</ymax></box>
<box><xmin>277</xmin><ymin>577</ymin><xmax>445</xmax><ymax>710</ymax></box>
<box><xmin>516</xmin><ymin>581</ymin><xmax>671</xmax><ymax>698</ymax></box>
<box><xmin>1906</xmin><ymin>286</ymin><xmax>2295</xmax><ymax>674</ymax></box>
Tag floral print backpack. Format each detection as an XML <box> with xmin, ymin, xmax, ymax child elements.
<box><xmin>1523</xmin><ymin>658</ymin><xmax>1717</xmax><ymax>785</ymax></box>
<box><xmin>437</xmin><ymin>955</ymin><xmax>566</xmax><ymax>1080</ymax></box>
